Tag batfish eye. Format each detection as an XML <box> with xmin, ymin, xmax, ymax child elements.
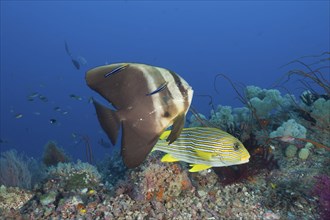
<box><xmin>233</xmin><ymin>143</ymin><xmax>240</xmax><ymax>151</ymax></box>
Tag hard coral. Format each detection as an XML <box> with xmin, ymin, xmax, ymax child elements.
<box><xmin>0</xmin><ymin>185</ymin><xmax>34</xmax><ymax>212</ymax></box>
<box><xmin>125</xmin><ymin>156</ymin><xmax>193</xmax><ymax>202</ymax></box>
<box><xmin>47</xmin><ymin>160</ymin><xmax>101</xmax><ymax>191</ymax></box>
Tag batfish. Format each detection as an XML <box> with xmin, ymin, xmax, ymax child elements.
<box><xmin>86</xmin><ymin>63</ymin><xmax>193</xmax><ymax>168</ymax></box>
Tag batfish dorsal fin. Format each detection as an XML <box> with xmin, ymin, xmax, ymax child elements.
<box><xmin>92</xmin><ymin>99</ymin><xmax>120</xmax><ymax>145</ymax></box>
<box><xmin>166</xmin><ymin>114</ymin><xmax>185</xmax><ymax>144</ymax></box>
<box><xmin>121</xmin><ymin>120</ymin><xmax>161</xmax><ymax>168</ymax></box>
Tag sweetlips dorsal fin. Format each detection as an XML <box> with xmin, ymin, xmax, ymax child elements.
<box><xmin>166</xmin><ymin>114</ymin><xmax>185</xmax><ymax>144</ymax></box>
<box><xmin>92</xmin><ymin>99</ymin><xmax>120</xmax><ymax>145</ymax></box>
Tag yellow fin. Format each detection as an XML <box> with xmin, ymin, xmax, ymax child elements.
<box><xmin>195</xmin><ymin>150</ymin><xmax>213</xmax><ymax>160</ymax></box>
<box><xmin>161</xmin><ymin>154</ymin><xmax>180</xmax><ymax>162</ymax></box>
<box><xmin>189</xmin><ymin>164</ymin><xmax>212</xmax><ymax>172</ymax></box>
<box><xmin>159</xmin><ymin>130</ymin><xmax>171</xmax><ymax>140</ymax></box>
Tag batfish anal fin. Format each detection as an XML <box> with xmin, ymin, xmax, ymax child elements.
<box><xmin>121</xmin><ymin>121</ymin><xmax>160</xmax><ymax>168</ymax></box>
<box><xmin>166</xmin><ymin>114</ymin><xmax>185</xmax><ymax>144</ymax></box>
<box><xmin>92</xmin><ymin>99</ymin><xmax>120</xmax><ymax>145</ymax></box>
<box><xmin>161</xmin><ymin>154</ymin><xmax>180</xmax><ymax>162</ymax></box>
<box><xmin>189</xmin><ymin>164</ymin><xmax>212</xmax><ymax>172</ymax></box>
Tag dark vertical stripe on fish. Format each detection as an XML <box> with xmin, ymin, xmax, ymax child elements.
<box><xmin>169</xmin><ymin>70</ymin><xmax>190</xmax><ymax>111</ymax></box>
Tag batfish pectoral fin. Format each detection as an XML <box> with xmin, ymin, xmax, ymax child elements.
<box><xmin>92</xmin><ymin>99</ymin><xmax>120</xmax><ymax>145</ymax></box>
<box><xmin>189</xmin><ymin>164</ymin><xmax>212</xmax><ymax>172</ymax></box>
<box><xmin>166</xmin><ymin>114</ymin><xmax>185</xmax><ymax>144</ymax></box>
<box><xmin>121</xmin><ymin>120</ymin><xmax>161</xmax><ymax>168</ymax></box>
<box><xmin>161</xmin><ymin>154</ymin><xmax>180</xmax><ymax>162</ymax></box>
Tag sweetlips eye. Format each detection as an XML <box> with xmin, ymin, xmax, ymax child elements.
<box><xmin>233</xmin><ymin>142</ymin><xmax>240</xmax><ymax>151</ymax></box>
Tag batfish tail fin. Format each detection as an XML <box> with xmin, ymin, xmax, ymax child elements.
<box><xmin>92</xmin><ymin>99</ymin><xmax>120</xmax><ymax>145</ymax></box>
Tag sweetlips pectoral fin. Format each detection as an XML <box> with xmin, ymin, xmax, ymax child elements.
<box><xmin>161</xmin><ymin>154</ymin><xmax>180</xmax><ymax>162</ymax></box>
<box><xmin>92</xmin><ymin>99</ymin><xmax>120</xmax><ymax>145</ymax></box>
<box><xmin>121</xmin><ymin>121</ymin><xmax>161</xmax><ymax>168</ymax></box>
<box><xmin>189</xmin><ymin>164</ymin><xmax>212</xmax><ymax>172</ymax></box>
<box><xmin>166</xmin><ymin>114</ymin><xmax>185</xmax><ymax>144</ymax></box>
<box><xmin>195</xmin><ymin>150</ymin><xmax>213</xmax><ymax>160</ymax></box>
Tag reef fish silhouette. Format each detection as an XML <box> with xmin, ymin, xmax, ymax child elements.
<box><xmin>86</xmin><ymin>63</ymin><xmax>193</xmax><ymax>168</ymax></box>
<box><xmin>64</xmin><ymin>40</ymin><xmax>72</xmax><ymax>56</ymax></box>
<box><xmin>71</xmin><ymin>59</ymin><xmax>80</xmax><ymax>70</ymax></box>
<box><xmin>64</xmin><ymin>40</ymin><xmax>81</xmax><ymax>70</ymax></box>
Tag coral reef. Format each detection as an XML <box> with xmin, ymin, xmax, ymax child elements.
<box><xmin>47</xmin><ymin>160</ymin><xmax>101</xmax><ymax>191</ymax></box>
<box><xmin>97</xmin><ymin>149</ymin><xmax>128</xmax><ymax>189</ymax></box>
<box><xmin>0</xmin><ymin>185</ymin><xmax>34</xmax><ymax>217</ymax></box>
<box><xmin>269</xmin><ymin>119</ymin><xmax>307</xmax><ymax>140</ymax></box>
<box><xmin>129</xmin><ymin>155</ymin><xmax>193</xmax><ymax>202</ymax></box>
<box><xmin>0</xmin><ymin>148</ymin><xmax>325</xmax><ymax>219</ymax></box>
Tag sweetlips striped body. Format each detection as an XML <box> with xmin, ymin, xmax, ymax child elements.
<box><xmin>153</xmin><ymin>127</ymin><xmax>250</xmax><ymax>172</ymax></box>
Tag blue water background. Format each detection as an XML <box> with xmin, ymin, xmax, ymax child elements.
<box><xmin>1</xmin><ymin>1</ymin><xmax>329</xmax><ymax>161</ymax></box>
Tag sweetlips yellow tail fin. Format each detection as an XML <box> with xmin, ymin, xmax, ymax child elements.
<box><xmin>189</xmin><ymin>164</ymin><xmax>212</xmax><ymax>172</ymax></box>
<box><xmin>195</xmin><ymin>150</ymin><xmax>213</xmax><ymax>160</ymax></box>
<box><xmin>161</xmin><ymin>154</ymin><xmax>180</xmax><ymax>162</ymax></box>
<box><xmin>159</xmin><ymin>130</ymin><xmax>171</xmax><ymax>140</ymax></box>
